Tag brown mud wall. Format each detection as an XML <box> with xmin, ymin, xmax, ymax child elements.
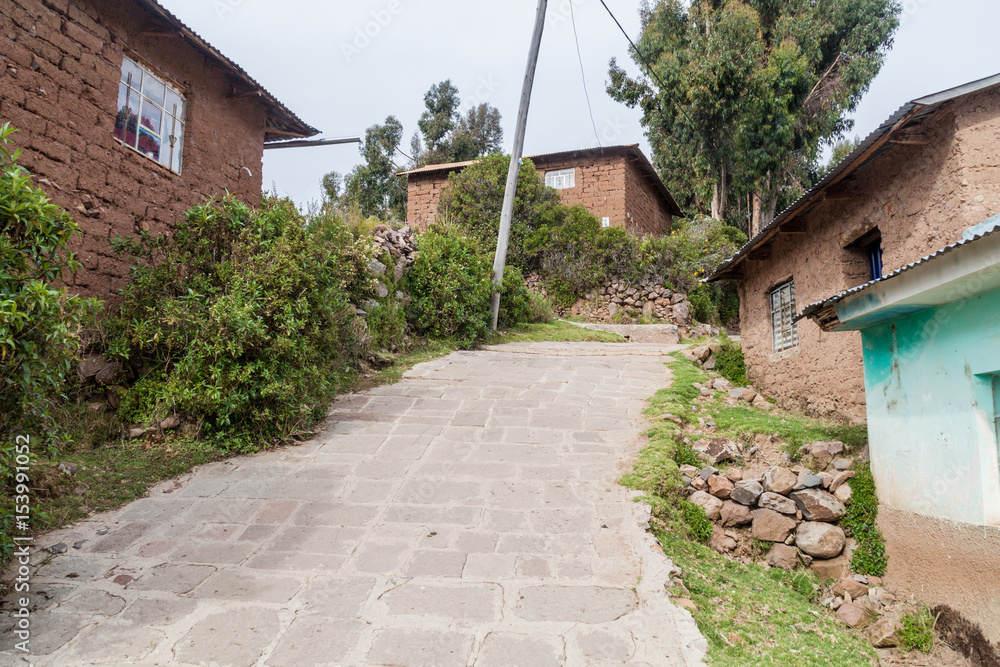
<box><xmin>1</xmin><ymin>0</ymin><xmax>267</xmax><ymax>299</ymax></box>
<box><xmin>738</xmin><ymin>86</ymin><xmax>1000</xmax><ymax>423</ymax></box>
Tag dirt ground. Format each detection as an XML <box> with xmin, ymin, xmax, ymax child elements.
<box><xmin>878</xmin><ymin>644</ymin><xmax>971</xmax><ymax>666</ymax></box>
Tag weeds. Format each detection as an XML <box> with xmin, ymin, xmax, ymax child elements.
<box><xmin>840</xmin><ymin>465</ymin><xmax>888</xmax><ymax>576</ymax></box>
<box><xmin>899</xmin><ymin>608</ymin><xmax>937</xmax><ymax>653</ymax></box>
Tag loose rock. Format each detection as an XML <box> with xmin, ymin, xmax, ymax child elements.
<box><xmin>795</xmin><ymin>522</ymin><xmax>846</xmax><ymax>559</ymax></box>
<box><xmin>766</xmin><ymin>544</ymin><xmax>799</xmax><ymax>571</ymax></box>
<box><xmin>758</xmin><ymin>492</ymin><xmax>797</xmax><ymax>515</ymax></box>
<box><xmin>690</xmin><ymin>491</ymin><xmax>723</xmax><ymax>521</ymax></box>
<box><xmin>790</xmin><ymin>488</ymin><xmax>847</xmax><ymax>522</ymax></box>
<box><xmin>751</xmin><ymin>509</ymin><xmax>797</xmax><ymax>543</ymax></box>
<box><xmin>763</xmin><ymin>467</ymin><xmax>797</xmax><ymax>496</ymax></box>
<box><xmin>730</xmin><ymin>480</ymin><xmax>763</xmax><ymax>506</ymax></box>
<box><xmin>707</xmin><ymin>475</ymin><xmax>734</xmax><ymax>500</ymax></box>
<box><xmin>720</xmin><ymin>501</ymin><xmax>753</xmax><ymax>527</ymax></box>
<box><xmin>836</xmin><ymin>602</ymin><xmax>873</xmax><ymax>628</ymax></box>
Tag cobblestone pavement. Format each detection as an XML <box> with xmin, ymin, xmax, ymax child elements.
<box><xmin>1</xmin><ymin>342</ymin><xmax>707</xmax><ymax>666</ymax></box>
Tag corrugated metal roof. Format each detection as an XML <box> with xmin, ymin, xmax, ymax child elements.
<box><xmin>796</xmin><ymin>226</ymin><xmax>1000</xmax><ymax>321</ymax></box>
<box><xmin>706</xmin><ymin>72</ymin><xmax>1000</xmax><ymax>282</ymax></box>
<box><xmin>400</xmin><ymin>144</ymin><xmax>684</xmax><ymax>217</ymax></box>
<box><xmin>137</xmin><ymin>0</ymin><xmax>318</xmax><ymax>142</ymax></box>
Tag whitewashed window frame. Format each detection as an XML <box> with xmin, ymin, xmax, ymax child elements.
<box><xmin>113</xmin><ymin>56</ymin><xmax>186</xmax><ymax>174</ymax></box>
<box><xmin>545</xmin><ymin>168</ymin><xmax>576</xmax><ymax>189</ymax></box>
<box><xmin>770</xmin><ymin>280</ymin><xmax>799</xmax><ymax>352</ymax></box>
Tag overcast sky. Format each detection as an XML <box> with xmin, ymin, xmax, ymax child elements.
<box><xmin>158</xmin><ymin>0</ymin><xmax>1000</xmax><ymax>209</ymax></box>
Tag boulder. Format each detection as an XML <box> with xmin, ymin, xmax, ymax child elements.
<box><xmin>795</xmin><ymin>522</ymin><xmax>846</xmax><ymax>559</ymax></box>
<box><xmin>763</xmin><ymin>467</ymin><xmax>797</xmax><ymax>496</ymax></box>
<box><xmin>791</xmin><ymin>489</ymin><xmax>847</xmax><ymax>522</ymax></box>
<box><xmin>94</xmin><ymin>361</ymin><xmax>123</xmax><ymax>385</ymax></box>
<box><xmin>689</xmin><ymin>491</ymin><xmax>723</xmax><ymax>521</ymax></box>
<box><xmin>730</xmin><ymin>480</ymin><xmax>763</xmax><ymax>506</ymax></box>
<box><xmin>711</xmin><ymin>377</ymin><xmax>735</xmax><ymax>392</ymax></box>
<box><xmin>799</xmin><ymin>440</ymin><xmax>845</xmax><ymax>467</ymax></box>
<box><xmin>79</xmin><ymin>354</ymin><xmax>106</xmax><ymax>379</ymax></box>
<box><xmin>728</xmin><ymin>388</ymin><xmax>757</xmax><ymax>403</ymax></box>
<box><xmin>751</xmin><ymin>394</ymin><xmax>773</xmax><ymax>410</ymax></box>
<box><xmin>865</xmin><ymin>614</ymin><xmax>903</xmax><ymax>648</ymax></box>
<box><xmin>707</xmin><ymin>475</ymin><xmax>734</xmax><ymax>500</ymax></box>
<box><xmin>832</xmin><ymin>578</ymin><xmax>869</xmax><ymax>599</ymax></box>
<box><xmin>810</xmin><ymin>555</ymin><xmax>851</xmax><ymax>582</ymax></box>
<box><xmin>833</xmin><ymin>458</ymin><xmax>853</xmax><ymax>471</ymax></box>
<box><xmin>703</xmin><ymin>356</ymin><xmax>717</xmax><ymax>371</ymax></box>
<box><xmin>720</xmin><ymin>501</ymin><xmax>753</xmax><ymax>527</ymax></box>
<box><xmin>835</xmin><ymin>485</ymin><xmax>853</xmax><ymax>504</ymax></box>
<box><xmin>709</xmin><ymin>526</ymin><xmax>737</xmax><ymax>554</ymax></box>
<box><xmin>694</xmin><ymin>438</ymin><xmax>737</xmax><ymax>466</ymax></box>
<box><xmin>725</xmin><ymin>468</ymin><xmax>743</xmax><ymax>483</ymax></box>
<box><xmin>672</xmin><ymin>302</ymin><xmax>691</xmax><ymax>326</ymax></box>
<box><xmin>837</xmin><ymin>602</ymin><xmax>874</xmax><ymax>629</ymax></box>
<box><xmin>608</xmin><ymin>303</ymin><xmax>619</xmax><ymax>318</ymax></box>
<box><xmin>368</xmin><ymin>258</ymin><xmax>387</xmax><ymax>276</ymax></box>
<box><xmin>691</xmin><ymin>346</ymin><xmax>712</xmax><ymax>362</ymax></box>
<box><xmin>766</xmin><ymin>544</ymin><xmax>799</xmax><ymax>571</ymax></box>
<box><xmin>758</xmin><ymin>492</ymin><xmax>797</xmax><ymax>515</ymax></box>
<box><xmin>751</xmin><ymin>509</ymin><xmax>797</xmax><ymax>543</ymax></box>
<box><xmin>829</xmin><ymin>470</ymin><xmax>856</xmax><ymax>492</ymax></box>
<box><xmin>794</xmin><ymin>471</ymin><xmax>824</xmax><ymax>490</ymax></box>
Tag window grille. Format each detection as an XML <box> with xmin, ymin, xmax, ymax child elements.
<box><xmin>114</xmin><ymin>56</ymin><xmax>186</xmax><ymax>173</ymax></box>
<box><xmin>771</xmin><ymin>280</ymin><xmax>799</xmax><ymax>352</ymax></box>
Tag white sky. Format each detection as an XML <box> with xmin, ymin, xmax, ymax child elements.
<box><xmin>158</xmin><ymin>0</ymin><xmax>1000</xmax><ymax>209</ymax></box>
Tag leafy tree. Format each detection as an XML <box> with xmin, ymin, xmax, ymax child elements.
<box><xmin>417</xmin><ymin>80</ymin><xmax>461</xmax><ymax>155</ymax></box>
<box><xmin>609</xmin><ymin>0</ymin><xmax>900</xmax><ymax>232</ymax></box>
<box><xmin>437</xmin><ymin>154</ymin><xmax>558</xmax><ymax>270</ymax></box>
<box><xmin>450</xmin><ymin>104</ymin><xmax>504</xmax><ymax>161</ymax></box>
<box><xmin>321</xmin><ymin>171</ymin><xmax>343</xmax><ymax>203</ymax></box>
<box><xmin>817</xmin><ymin>135</ymin><xmax>862</xmax><ymax>177</ymax></box>
<box><xmin>341</xmin><ymin>116</ymin><xmax>407</xmax><ymax>220</ymax></box>
<box><xmin>415</xmin><ymin>81</ymin><xmax>504</xmax><ymax>165</ymax></box>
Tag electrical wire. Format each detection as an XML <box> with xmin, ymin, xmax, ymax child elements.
<box><xmin>569</xmin><ymin>0</ymin><xmax>602</xmax><ymax>146</ymax></box>
<box><xmin>597</xmin><ymin>0</ymin><xmax>693</xmax><ymax>126</ymax></box>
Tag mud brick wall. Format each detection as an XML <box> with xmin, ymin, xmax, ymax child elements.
<box><xmin>736</xmin><ymin>86</ymin><xmax>1000</xmax><ymax>423</ymax></box>
<box><xmin>404</xmin><ymin>172</ymin><xmax>442</xmax><ymax>230</ymax></box>
<box><xmin>0</xmin><ymin>0</ymin><xmax>267</xmax><ymax>300</ymax></box>
<box><xmin>623</xmin><ymin>156</ymin><xmax>673</xmax><ymax>235</ymax></box>
<box><xmin>531</xmin><ymin>153</ymin><xmax>627</xmax><ymax>229</ymax></box>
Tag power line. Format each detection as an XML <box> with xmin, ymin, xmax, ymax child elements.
<box><xmin>597</xmin><ymin>0</ymin><xmax>693</xmax><ymax>126</ymax></box>
<box><xmin>569</xmin><ymin>0</ymin><xmax>601</xmax><ymax>146</ymax></box>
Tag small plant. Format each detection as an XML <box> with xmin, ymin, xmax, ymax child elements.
<box><xmin>715</xmin><ymin>338</ymin><xmax>748</xmax><ymax>387</ymax></box>
<box><xmin>899</xmin><ymin>608</ymin><xmax>936</xmax><ymax>653</ymax></box>
<box><xmin>679</xmin><ymin>499</ymin><xmax>713</xmax><ymax>543</ymax></box>
<box><xmin>840</xmin><ymin>465</ymin><xmax>887</xmax><ymax>576</ymax></box>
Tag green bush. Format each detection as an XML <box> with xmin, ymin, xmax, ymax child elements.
<box><xmin>0</xmin><ymin>123</ymin><xmax>101</xmax><ymax>447</ymax></box>
<box><xmin>107</xmin><ymin>196</ymin><xmax>370</xmax><ymax>449</ymax></box>
<box><xmin>525</xmin><ymin>204</ymin><xmax>638</xmax><ymax>307</ymax></box>
<box><xmin>715</xmin><ymin>339</ymin><xmax>748</xmax><ymax>387</ymax></box>
<box><xmin>899</xmin><ymin>608</ymin><xmax>936</xmax><ymax>653</ymax></box>
<box><xmin>438</xmin><ymin>154</ymin><xmax>558</xmax><ymax>270</ymax></box>
<box><xmin>840</xmin><ymin>465</ymin><xmax>888</xmax><ymax>576</ymax></box>
<box><xmin>404</xmin><ymin>224</ymin><xmax>536</xmax><ymax>347</ymax></box>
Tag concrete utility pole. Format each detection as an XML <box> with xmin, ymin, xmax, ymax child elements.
<box><xmin>490</xmin><ymin>0</ymin><xmax>548</xmax><ymax>330</ymax></box>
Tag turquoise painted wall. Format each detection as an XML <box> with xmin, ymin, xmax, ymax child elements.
<box><xmin>861</xmin><ymin>286</ymin><xmax>1000</xmax><ymax>526</ymax></box>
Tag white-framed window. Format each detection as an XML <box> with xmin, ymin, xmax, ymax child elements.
<box><xmin>601</xmin><ymin>217</ymin><xmax>610</xmax><ymax>228</ymax></box>
<box><xmin>114</xmin><ymin>56</ymin><xmax>186</xmax><ymax>174</ymax></box>
<box><xmin>770</xmin><ymin>280</ymin><xmax>799</xmax><ymax>352</ymax></box>
<box><xmin>545</xmin><ymin>168</ymin><xmax>575</xmax><ymax>189</ymax></box>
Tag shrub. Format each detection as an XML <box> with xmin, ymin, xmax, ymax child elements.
<box><xmin>107</xmin><ymin>196</ymin><xmax>369</xmax><ymax>449</ymax></box>
<box><xmin>0</xmin><ymin>123</ymin><xmax>101</xmax><ymax>447</ymax></box>
<box><xmin>438</xmin><ymin>154</ymin><xmax>558</xmax><ymax>270</ymax></box>
<box><xmin>404</xmin><ymin>224</ymin><xmax>536</xmax><ymax>347</ymax></box>
<box><xmin>899</xmin><ymin>608</ymin><xmax>936</xmax><ymax>653</ymax></box>
<box><xmin>525</xmin><ymin>204</ymin><xmax>638</xmax><ymax>307</ymax></box>
<box><xmin>715</xmin><ymin>339</ymin><xmax>748</xmax><ymax>387</ymax></box>
<box><xmin>840</xmin><ymin>465</ymin><xmax>888</xmax><ymax>576</ymax></box>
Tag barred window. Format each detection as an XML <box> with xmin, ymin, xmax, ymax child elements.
<box><xmin>771</xmin><ymin>280</ymin><xmax>799</xmax><ymax>352</ymax></box>
<box><xmin>545</xmin><ymin>168</ymin><xmax>575</xmax><ymax>189</ymax></box>
<box><xmin>114</xmin><ymin>56</ymin><xmax>186</xmax><ymax>174</ymax></box>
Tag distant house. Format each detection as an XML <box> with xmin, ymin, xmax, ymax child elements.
<box><xmin>402</xmin><ymin>144</ymin><xmax>682</xmax><ymax>236</ymax></box>
<box><xmin>707</xmin><ymin>74</ymin><xmax>1000</xmax><ymax>423</ymax></box>
<box><xmin>800</xmin><ymin>222</ymin><xmax>1000</xmax><ymax>644</ymax></box>
<box><xmin>0</xmin><ymin>0</ymin><xmax>317</xmax><ymax>298</ymax></box>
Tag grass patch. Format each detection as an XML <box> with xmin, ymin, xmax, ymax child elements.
<box><xmin>840</xmin><ymin>465</ymin><xmax>887</xmax><ymax>576</ymax></box>
<box><xmin>658</xmin><ymin>531</ymin><xmax>876</xmax><ymax>666</ymax></box>
<box><xmin>714</xmin><ymin>338</ymin><xmax>748</xmax><ymax>387</ymax></box>
<box><xmin>899</xmin><ymin>608</ymin><xmax>936</xmax><ymax>653</ymax></box>
<box><xmin>622</xmin><ymin>352</ymin><xmax>881</xmax><ymax>665</ymax></box>
<box><xmin>497</xmin><ymin>320</ymin><xmax>625</xmax><ymax>343</ymax></box>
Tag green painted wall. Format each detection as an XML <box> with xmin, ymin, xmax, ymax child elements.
<box><xmin>860</xmin><ymin>286</ymin><xmax>1000</xmax><ymax>526</ymax></box>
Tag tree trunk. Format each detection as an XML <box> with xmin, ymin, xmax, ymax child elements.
<box><xmin>751</xmin><ymin>191</ymin><xmax>763</xmax><ymax>237</ymax></box>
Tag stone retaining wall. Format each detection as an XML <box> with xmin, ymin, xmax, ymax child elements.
<box><xmin>526</xmin><ymin>273</ymin><xmax>694</xmax><ymax>327</ymax></box>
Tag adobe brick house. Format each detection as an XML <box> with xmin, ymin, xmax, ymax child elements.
<box><xmin>402</xmin><ymin>144</ymin><xmax>682</xmax><ymax>236</ymax></box>
<box><xmin>707</xmin><ymin>74</ymin><xmax>1000</xmax><ymax>424</ymax></box>
<box><xmin>0</xmin><ymin>0</ymin><xmax>317</xmax><ymax>298</ymax></box>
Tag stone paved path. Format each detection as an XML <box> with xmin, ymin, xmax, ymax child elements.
<box><xmin>1</xmin><ymin>342</ymin><xmax>706</xmax><ymax>666</ymax></box>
